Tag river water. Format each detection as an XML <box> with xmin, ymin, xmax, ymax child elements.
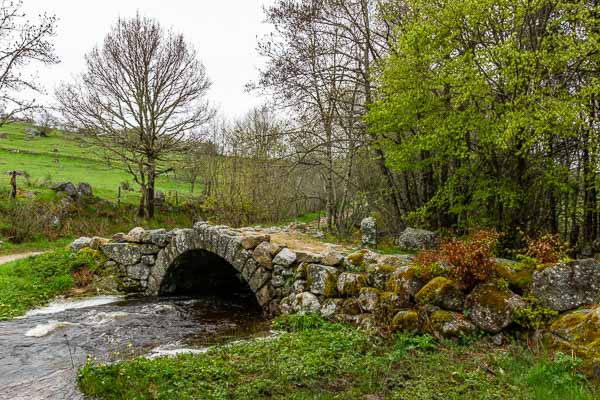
<box><xmin>0</xmin><ymin>295</ymin><xmax>270</xmax><ymax>400</ymax></box>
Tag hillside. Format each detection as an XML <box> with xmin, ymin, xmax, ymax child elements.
<box><xmin>0</xmin><ymin>122</ymin><xmax>194</xmax><ymax>204</ymax></box>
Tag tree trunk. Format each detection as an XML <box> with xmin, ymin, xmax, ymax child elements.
<box><xmin>138</xmin><ymin>185</ymin><xmax>146</xmax><ymax>218</ymax></box>
<box><xmin>10</xmin><ymin>171</ymin><xmax>17</xmax><ymax>199</ymax></box>
<box><xmin>147</xmin><ymin>165</ymin><xmax>156</xmax><ymax>219</ymax></box>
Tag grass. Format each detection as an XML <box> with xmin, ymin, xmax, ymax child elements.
<box><xmin>0</xmin><ymin>237</ymin><xmax>72</xmax><ymax>256</ymax></box>
<box><xmin>0</xmin><ymin>249</ymin><xmax>102</xmax><ymax>320</ymax></box>
<box><xmin>78</xmin><ymin>314</ymin><xmax>597</xmax><ymax>400</ymax></box>
<box><xmin>0</xmin><ymin>122</ymin><xmax>195</xmax><ymax>205</ymax></box>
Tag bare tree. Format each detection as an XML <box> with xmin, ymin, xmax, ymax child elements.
<box><xmin>0</xmin><ymin>0</ymin><xmax>58</xmax><ymax>125</ymax></box>
<box><xmin>56</xmin><ymin>14</ymin><xmax>212</xmax><ymax>218</ymax></box>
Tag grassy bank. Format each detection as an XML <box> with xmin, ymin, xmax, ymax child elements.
<box><xmin>0</xmin><ymin>249</ymin><xmax>102</xmax><ymax>320</ymax></box>
<box><xmin>79</xmin><ymin>315</ymin><xmax>596</xmax><ymax>400</ymax></box>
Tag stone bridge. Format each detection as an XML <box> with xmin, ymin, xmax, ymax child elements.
<box><xmin>72</xmin><ymin>221</ymin><xmax>408</xmax><ymax>316</ymax></box>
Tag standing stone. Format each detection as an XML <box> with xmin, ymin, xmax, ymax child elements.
<box><xmin>360</xmin><ymin>217</ymin><xmax>377</xmax><ymax>247</ymax></box>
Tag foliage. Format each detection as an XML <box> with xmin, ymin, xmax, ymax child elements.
<box><xmin>525</xmin><ymin>234</ymin><xmax>571</xmax><ymax>265</ymax></box>
<box><xmin>514</xmin><ymin>295</ymin><xmax>559</xmax><ymax>330</ymax></box>
<box><xmin>414</xmin><ymin>230</ymin><xmax>501</xmax><ymax>287</ymax></box>
<box><xmin>368</xmin><ymin>0</ymin><xmax>600</xmax><ymax>243</ymax></box>
<box><xmin>0</xmin><ymin>249</ymin><xmax>103</xmax><ymax>320</ymax></box>
<box><xmin>78</xmin><ymin>322</ymin><xmax>597</xmax><ymax>399</ymax></box>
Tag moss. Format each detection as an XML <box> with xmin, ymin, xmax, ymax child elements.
<box><xmin>295</xmin><ymin>263</ymin><xmax>308</xmax><ymax>280</ymax></box>
<box><xmin>415</xmin><ymin>277</ymin><xmax>452</xmax><ymax>305</ymax></box>
<box><xmin>323</xmin><ymin>274</ymin><xmax>338</xmax><ymax>298</ymax></box>
<box><xmin>430</xmin><ymin>309</ymin><xmax>454</xmax><ymax>324</ymax></box>
<box><xmin>338</xmin><ymin>273</ymin><xmax>367</xmax><ymax>296</ymax></box>
<box><xmin>377</xmin><ymin>264</ymin><xmax>397</xmax><ymax>274</ymax></box>
<box><xmin>347</xmin><ymin>250</ymin><xmax>366</xmax><ymax>266</ymax></box>
<box><xmin>341</xmin><ymin>298</ymin><xmax>361</xmax><ymax>315</ymax></box>
<box><xmin>513</xmin><ymin>296</ymin><xmax>558</xmax><ymax>329</ymax></box>
<box><xmin>391</xmin><ymin>310</ymin><xmax>420</xmax><ymax>333</ymax></box>
<box><xmin>375</xmin><ymin>291</ymin><xmax>404</xmax><ymax>322</ymax></box>
<box><xmin>467</xmin><ymin>285</ymin><xmax>512</xmax><ymax>310</ymax></box>
<box><xmin>546</xmin><ymin>308</ymin><xmax>600</xmax><ymax>380</ymax></box>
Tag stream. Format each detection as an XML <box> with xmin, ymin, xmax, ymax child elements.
<box><xmin>0</xmin><ymin>295</ymin><xmax>271</xmax><ymax>400</ymax></box>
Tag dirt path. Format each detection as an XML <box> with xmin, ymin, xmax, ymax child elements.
<box><xmin>0</xmin><ymin>252</ymin><xmax>45</xmax><ymax>266</ymax></box>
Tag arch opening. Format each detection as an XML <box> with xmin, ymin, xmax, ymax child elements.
<box><xmin>159</xmin><ymin>249</ymin><xmax>261</xmax><ymax>311</ymax></box>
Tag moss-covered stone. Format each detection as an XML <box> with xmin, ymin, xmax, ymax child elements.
<box><xmin>337</xmin><ymin>272</ymin><xmax>368</xmax><ymax>296</ymax></box>
<box><xmin>387</xmin><ymin>267</ymin><xmax>424</xmax><ymax>299</ymax></box>
<box><xmin>414</xmin><ymin>277</ymin><xmax>465</xmax><ymax>311</ymax></box>
<box><xmin>375</xmin><ymin>291</ymin><xmax>411</xmax><ymax>322</ymax></box>
<box><xmin>427</xmin><ymin>309</ymin><xmax>476</xmax><ymax>339</ymax></box>
<box><xmin>341</xmin><ymin>298</ymin><xmax>361</xmax><ymax>315</ymax></box>
<box><xmin>546</xmin><ymin>308</ymin><xmax>600</xmax><ymax>380</ymax></box>
<box><xmin>346</xmin><ymin>250</ymin><xmax>367</xmax><ymax>267</ymax></box>
<box><xmin>465</xmin><ymin>284</ymin><xmax>525</xmax><ymax>333</ymax></box>
<box><xmin>306</xmin><ymin>264</ymin><xmax>339</xmax><ymax>298</ymax></box>
<box><xmin>391</xmin><ymin>310</ymin><xmax>420</xmax><ymax>333</ymax></box>
<box><xmin>494</xmin><ymin>262</ymin><xmax>535</xmax><ymax>294</ymax></box>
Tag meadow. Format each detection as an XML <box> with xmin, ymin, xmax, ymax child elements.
<box><xmin>0</xmin><ymin>122</ymin><xmax>194</xmax><ymax>205</ymax></box>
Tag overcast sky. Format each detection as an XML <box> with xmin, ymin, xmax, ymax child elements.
<box><xmin>22</xmin><ymin>0</ymin><xmax>274</xmax><ymax>118</ymax></box>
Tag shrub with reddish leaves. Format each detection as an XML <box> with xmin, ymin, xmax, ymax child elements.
<box><xmin>413</xmin><ymin>230</ymin><xmax>502</xmax><ymax>288</ymax></box>
<box><xmin>525</xmin><ymin>234</ymin><xmax>569</xmax><ymax>264</ymax></box>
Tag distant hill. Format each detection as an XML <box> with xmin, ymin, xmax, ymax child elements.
<box><xmin>0</xmin><ymin>122</ymin><xmax>193</xmax><ymax>204</ymax></box>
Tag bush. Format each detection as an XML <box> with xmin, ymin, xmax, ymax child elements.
<box><xmin>525</xmin><ymin>234</ymin><xmax>570</xmax><ymax>264</ymax></box>
<box><xmin>413</xmin><ymin>230</ymin><xmax>501</xmax><ymax>288</ymax></box>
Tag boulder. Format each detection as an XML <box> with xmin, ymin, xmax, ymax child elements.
<box><xmin>396</xmin><ymin>227</ymin><xmax>438</xmax><ymax>251</ymax></box>
<box><xmin>387</xmin><ymin>266</ymin><xmax>425</xmax><ymax>299</ymax></box>
<box><xmin>322</xmin><ymin>250</ymin><xmax>344</xmax><ymax>266</ymax></box>
<box><xmin>428</xmin><ymin>309</ymin><xmax>476</xmax><ymax>339</ymax></box>
<box><xmin>0</xmin><ymin>132</ymin><xmax>8</xmax><ymax>139</ymax></box>
<box><xmin>25</xmin><ymin>127</ymin><xmax>43</xmax><ymax>137</ymax></box>
<box><xmin>273</xmin><ymin>248</ymin><xmax>297</xmax><ymax>267</ymax></box>
<box><xmin>337</xmin><ymin>272</ymin><xmax>367</xmax><ymax>296</ymax></box>
<box><xmin>295</xmin><ymin>250</ymin><xmax>323</xmax><ymax>264</ymax></box>
<box><xmin>240</xmin><ymin>234</ymin><xmax>270</xmax><ymax>250</ymax></box>
<box><xmin>531</xmin><ymin>259</ymin><xmax>600</xmax><ymax>312</ymax></box>
<box><xmin>307</xmin><ymin>264</ymin><xmax>339</xmax><ymax>297</ymax></box>
<box><xmin>465</xmin><ymin>284</ymin><xmax>525</xmax><ymax>333</ymax></box>
<box><xmin>360</xmin><ymin>217</ymin><xmax>377</xmax><ymax>247</ymax></box>
<box><xmin>391</xmin><ymin>310</ymin><xmax>421</xmax><ymax>333</ymax></box>
<box><xmin>126</xmin><ymin>227</ymin><xmax>146</xmax><ymax>243</ymax></box>
<box><xmin>546</xmin><ymin>307</ymin><xmax>600</xmax><ymax>378</ymax></box>
<box><xmin>376</xmin><ymin>291</ymin><xmax>412</xmax><ymax>321</ymax></box>
<box><xmin>253</xmin><ymin>241</ymin><xmax>280</xmax><ymax>270</ymax></box>
<box><xmin>70</xmin><ymin>237</ymin><xmax>92</xmax><ymax>252</ymax></box>
<box><xmin>77</xmin><ymin>182</ymin><xmax>93</xmax><ymax>197</ymax></box>
<box><xmin>126</xmin><ymin>263</ymin><xmax>150</xmax><ymax>281</ymax></box>
<box><xmin>100</xmin><ymin>243</ymin><xmax>143</xmax><ymax>266</ymax></box>
<box><xmin>52</xmin><ymin>182</ymin><xmax>78</xmax><ymax>197</ymax></box>
<box><xmin>321</xmin><ymin>298</ymin><xmax>344</xmax><ymax>318</ymax></box>
<box><xmin>415</xmin><ymin>277</ymin><xmax>465</xmax><ymax>311</ymax></box>
<box><xmin>292</xmin><ymin>292</ymin><xmax>321</xmax><ymax>314</ymax></box>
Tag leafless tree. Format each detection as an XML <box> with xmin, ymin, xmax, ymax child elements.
<box><xmin>56</xmin><ymin>14</ymin><xmax>213</xmax><ymax>218</ymax></box>
<box><xmin>0</xmin><ymin>0</ymin><xmax>59</xmax><ymax>125</ymax></box>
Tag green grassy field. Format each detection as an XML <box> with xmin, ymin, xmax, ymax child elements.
<box><xmin>0</xmin><ymin>122</ymin><xmax>194</xmax><ymax>204</ymax></box>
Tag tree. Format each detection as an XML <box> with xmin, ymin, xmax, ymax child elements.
<box><xmin>56</xmin><ymin>14</ymin><xmax>212</xmax><ymax>218</ymax></box>
<box><xmin>368</xmin><ymin>0</ymin><xmax>600</xmax><ymax>245</ymax></box>
<box><xmin>0</xmin><ymin>0</ymin><xmax>58</xmax><ymax>125</ymax></box>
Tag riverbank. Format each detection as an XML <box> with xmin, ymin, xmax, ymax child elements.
<box><xmin>79</xmin><ymin>314</ymin><xmax>597</xmax><ymax>400</ymax></box>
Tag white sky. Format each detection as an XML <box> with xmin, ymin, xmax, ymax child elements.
<box><xmin>22</xmin><ymin>0</ymin><xmax>275</xmax><ymax>118</ymax></box>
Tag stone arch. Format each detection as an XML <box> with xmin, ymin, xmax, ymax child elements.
<box><xmin>146</xmin><ymin>223</ymin><xmax>274</xmax><ymax>308</ymax></box>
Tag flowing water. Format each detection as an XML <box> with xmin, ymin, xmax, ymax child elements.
<box><xmin>0</xmin><ymin>295</ymin><xmax>271</xmax><ymax>400</ymax></box>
